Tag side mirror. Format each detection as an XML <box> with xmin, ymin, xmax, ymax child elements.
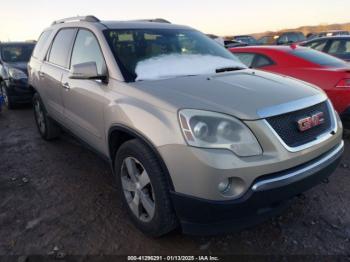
<box><xmin>69</xmin><ymin>62</ymin><xmax>106</xmax><ymax>80</ymax></box>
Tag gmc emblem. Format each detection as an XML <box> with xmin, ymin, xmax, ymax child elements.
<box><xmin>297</xmin><ymin>112</ymin><xmax>325</xmax><ymax>132</ymax></box>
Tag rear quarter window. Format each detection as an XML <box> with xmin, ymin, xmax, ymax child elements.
<box><xmin>234</xmin><ymin>53</ymin><xmax>255</xmax><ymax>67</ymax></box>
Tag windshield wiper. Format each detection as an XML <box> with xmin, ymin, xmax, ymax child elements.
<box><xmin>215</xmin><ymin>66</ymin><xmax>245</xmax><ymax>73</ymax></box>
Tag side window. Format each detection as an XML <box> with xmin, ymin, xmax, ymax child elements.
<box><xmin>70</xmin><ymin>29</ymin><xmax>106</xmax><ymax>75</ymax></box>
<box><xmin>328</xmin><ymin>40</ymin><xmax>341</xmax><ymax>54</ymax></box>
<box><xmin>345</xmin><ymin>41</ymin><xmax>350</xmax><ymax>53</ymax></box>
<box><xmin>32</xmin><ymin>30</ymin><xmax>53</xmax><ymax>58</ymax></box>
<box><xmin>328</xmin><ymin>40</ymin><xmax>350</xmax><ymax>55</ymax></box>
<box><xmin>254</xmin><ymin>55</ymin><xmax>274</xmax><ymax>68</ymax></box>
<box><xmin>234</xmin><ymin>53</ymin><xmax>255</xmax><ymax>67</ymax></box>
<box><xmin>311</xmin><ymin>40</ymin><xmax>327</xmax><ymax>51</ymax></box>
<box><xmin>278</xmin><ymin>35</ymin><xmax>288</xmax><ymax>43</ymax></box>
<box><xmin>48</xmin><ymin>29</ymin><xmax>76</xmax><ymax>68</ymax></box>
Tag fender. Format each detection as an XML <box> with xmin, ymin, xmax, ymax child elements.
<box><xmin>108</xmin><ymin>124</ymin><xmax>175</xmax><ymax>191</ymax></box>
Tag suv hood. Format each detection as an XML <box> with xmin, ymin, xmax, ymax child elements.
<box><xmin>131</xmin><ymin>69</ymin><xmax>324</xmax><ymax>120</ymax></box>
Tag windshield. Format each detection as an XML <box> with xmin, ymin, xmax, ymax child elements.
<box><xmin>291</xmin><ymin>48</ymin><xmax>347</xmax><ymax>67</ymax></box>
<box><xmin>235</xmin><ymin>36</ymin><xmax>257</xmax><ymax>44</ymax></box>
<box><xmin>287</xmin><ymin>33</ymin><xmax>306</xmax><ymax>42</ymax></box>
<box><xmin>104</xmin><ymin>29</ymin><xmax>245</xmax><ymax>81</ymax></box>
<box><xmin>1</xmin><ymin>44</ymin><xmax>35</xmax><ymax>63</ymax></box>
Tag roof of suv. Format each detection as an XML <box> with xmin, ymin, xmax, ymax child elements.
<box><xmin>0</xmin><ymin>42</ymin><xmax>36</xmax><ymax>46</ymax></box>
<box><xmin>49</xmin><ymin>16</ymin><xmax>192</xmax><ymax>31</ymax></box>
<box><xmin>309</xmin><ymin>35</ymin><xmax>350</xmax><ymax>40</ymax></box>
<box><xmin>101</xmin><ymin>20</ymin><xmax>191</xmax><ymax>30</ymax></box>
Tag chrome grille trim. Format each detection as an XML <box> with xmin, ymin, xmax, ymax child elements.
<box><xmin>264</xmin><ymin>100</ymin><xmax>338</xmax><ymax>152</ymax></box>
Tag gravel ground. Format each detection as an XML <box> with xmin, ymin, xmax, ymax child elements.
<box><xmin>0</xmin><ymin>106</ymin><xmax>349</xmax><ymax>257</ymax></box>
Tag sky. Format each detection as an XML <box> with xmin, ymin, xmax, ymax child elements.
<box><xmin>0</xmin><ymin>0</ymin><xmax>349</xmax><ymax>41</ymax></box>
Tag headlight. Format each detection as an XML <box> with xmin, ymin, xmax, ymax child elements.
<box><xmin>179</xmin><ymin>109</ymin><xmax>262</xmax><ymax>157</ymax></box>
<box><xmin>8</xmin><ymin>68</ymin><xmax>27</xmax><ymax>80</ymax></box>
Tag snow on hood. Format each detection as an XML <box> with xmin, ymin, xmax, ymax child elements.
<box><xmin>135</xmin><ymin>54</ymin><xmax>246</xmax><ymax>81</ymax></box>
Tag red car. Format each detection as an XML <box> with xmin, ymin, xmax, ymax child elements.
<box><xmin>230</xmin><ymin>45</ymin><xmax>350</xmax><ymax>126</ymax></box>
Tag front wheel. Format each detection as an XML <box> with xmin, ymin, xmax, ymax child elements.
<box><xmin>33</xmin><ymin>93</ymin><xmax>61</xmax><ymax>140</ymax></box>
<box><xmin>115</xmin><ymin>139</ymin><xmax>178</xmax><ymax>237</ymax></box>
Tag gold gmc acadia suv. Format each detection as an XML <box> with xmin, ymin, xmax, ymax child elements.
<box><xmin>28</xmin><ymin>16</ymin><xmax>344</xmax><ymax>236</ymax></box>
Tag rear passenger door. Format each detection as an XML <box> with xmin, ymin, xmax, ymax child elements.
<box><xmin>61</xmin><ymin>29</ymin><xmax>107</xmax><ymax>153</ymax></box>
<box><xmin>40</xmin><ymin>28</ymin><xmax>77</xmax><ymax>122</ymax></box>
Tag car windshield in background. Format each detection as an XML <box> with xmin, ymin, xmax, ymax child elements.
<box><xmin>291</xmin><ymin>33</ymin><xmax>305</xmax><ymax>42</ymax></box>
<box><xmin>104</xmin><ymin>29</ymin><xmax>245</xmax><ymax>81</ymax></box>
<box><xmin>291</xmin><ymin>48</ymin><xmax>347</xmax><ymax>67</ymax></box>
<box><xmin>235</xmin><ymin>36</ymin><xmax>257</xmax><ymax>45</ymax></box>
<box><xmin>1</xmin><ymin>44</ymin><xmax>35</xmax><ymax>63</ymax></box>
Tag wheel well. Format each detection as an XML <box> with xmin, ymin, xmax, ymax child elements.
<box><xmin>108</xmin><ymin>126</ymin><xmax>175</xmax><ymax>191</ymax></box>
<box><xmin>108</xmin><ymin>129</ymin><xmax>135</xmax><ymax>161</ymax></box>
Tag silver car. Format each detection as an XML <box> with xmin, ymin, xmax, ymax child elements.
<box><xmin>28</xmin><ymin>16</ymin><xmax>344</xmax><ymax>236</ymax></box>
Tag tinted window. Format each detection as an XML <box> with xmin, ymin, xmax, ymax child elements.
<box><xmin>104</xmin><ymin>29</ymin><xmax>241</xmax><ymax>81</ymax></box>
<box><xmin>328</xmin><ymin>40</ymin><xmax>350</xmax><ymax>55</ymax></box>
<box><xmin>71</xmin><ymin>29</ymin><xmax>106</xmax><ymax>75</ymax></box>
<box><xmin>32</xmin><ymin>30</ymin><xmax>52</xmax><ymax>58</ymax></box>
<box><xmin>48</xmin><ymin>29</ymin><xmax>76</xmax><ymax>68</ymax></box>
<box><xmin>235</xmin><ymin>53</ymin><xmax>274</xmax><ymax>68</ymax></box>
<box><xmin>1</xmin><ymin>44</ymin><xmax>35</xmax><ymax>63</ymax></box>
<box><xmin>234</xmin><ymin>53</ymin><xmax>255</xmax><ymax>67</ymax></box>
<box><xmin>279</xmin><ymin>33</ymin><xmax>305</xmax><ymax>44</ymax></box>
<box><xmin>304</xmin><ymin>40</ymin><xmax>327</xmax><ymax>51</ymax></box>
<box><xmin>234</xmin><ymin>36</ymin><xmax>257</xmax><ymax>45</ymax></box>
<box><xmin>258</xmin><ymin>36</ymin><xmax>275</xmax><ymax>45</ymax></box>
<box><xmin>292</xmin><ymin>48</ymin><xmax>346</xmax><ymax>67</ymax></box>
<box><xmin>254</xmin><ymin>55</ymin><xmax>274</xmax><ymax>68</ymax></box>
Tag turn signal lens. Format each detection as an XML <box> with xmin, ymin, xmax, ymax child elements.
<box><xmin>336</xmin><ymin>79</ymin><xmax>350</xmax><ymax>88</ymax></box>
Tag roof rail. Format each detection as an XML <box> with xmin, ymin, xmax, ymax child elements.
<box><xmin>132</xmin><ymin>18</ymin><xmax>171</xmax><ymax>24</ymax></box>
<box><xmin>51</xmin><ymin>15</ymin><xmax>100</xmax><ymax>26</ymax></box>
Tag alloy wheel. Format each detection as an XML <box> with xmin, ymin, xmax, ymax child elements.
<box><xmin>120</xmin><ymin>157</ymin><xmax>156</xmax><ymax>222</ymax></box>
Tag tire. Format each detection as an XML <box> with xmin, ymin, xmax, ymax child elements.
<box><xmin>115</xmin><ymin>139</ymin><xmax>178</xmax><ymax>237</ymax></box>
<box><xmin>33</xmin><ymin>92</ymin><xmax>61</xmax><ymax>140</ymax></box>
<box><xmin>1</xmin><ymin>81</ymin><xmax>16</xmax><ymax>109</ymax></box>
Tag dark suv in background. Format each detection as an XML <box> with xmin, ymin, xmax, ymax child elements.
<box><xmin>0</xmin><ymin>42</ymin><xmax>35</xmax><ymax>109</ymax></box>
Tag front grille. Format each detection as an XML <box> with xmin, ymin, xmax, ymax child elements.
<box><xmin>266</xmin><ymin>102</ymin><xmax>333</xmax><ymax>148</ymax></box>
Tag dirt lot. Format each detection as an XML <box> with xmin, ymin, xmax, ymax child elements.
<box><xmin>0</xmin><ymin>106</ymin><xmax>349</xmax><ymax>257</ymax></box>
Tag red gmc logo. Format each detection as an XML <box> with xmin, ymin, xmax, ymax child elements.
<box><xmin>297</xmin><ymin>112</ymin><xmax>325</xmax><ymax>132</ymax></box>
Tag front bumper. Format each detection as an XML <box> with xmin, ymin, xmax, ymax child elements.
<box><xmin>5</xmin><ymin>79</ymin><xmax>33</xmax><ymax>103</ymax></box>
<box><xmin>171</xmin><ymin>141</ymin><xmax>343</xmax><ymax>235</ymax></box>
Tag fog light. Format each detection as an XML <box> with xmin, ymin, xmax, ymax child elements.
<box><xmin>218</xmin><ymin>178</ymin><xmax>231</xmax><ymax>194</ymax></box>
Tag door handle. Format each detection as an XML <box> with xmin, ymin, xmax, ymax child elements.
<box><xmin>62</xmin><ymin>82</ymin><xmax>70</xmax><ymax>90</ymax></box>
